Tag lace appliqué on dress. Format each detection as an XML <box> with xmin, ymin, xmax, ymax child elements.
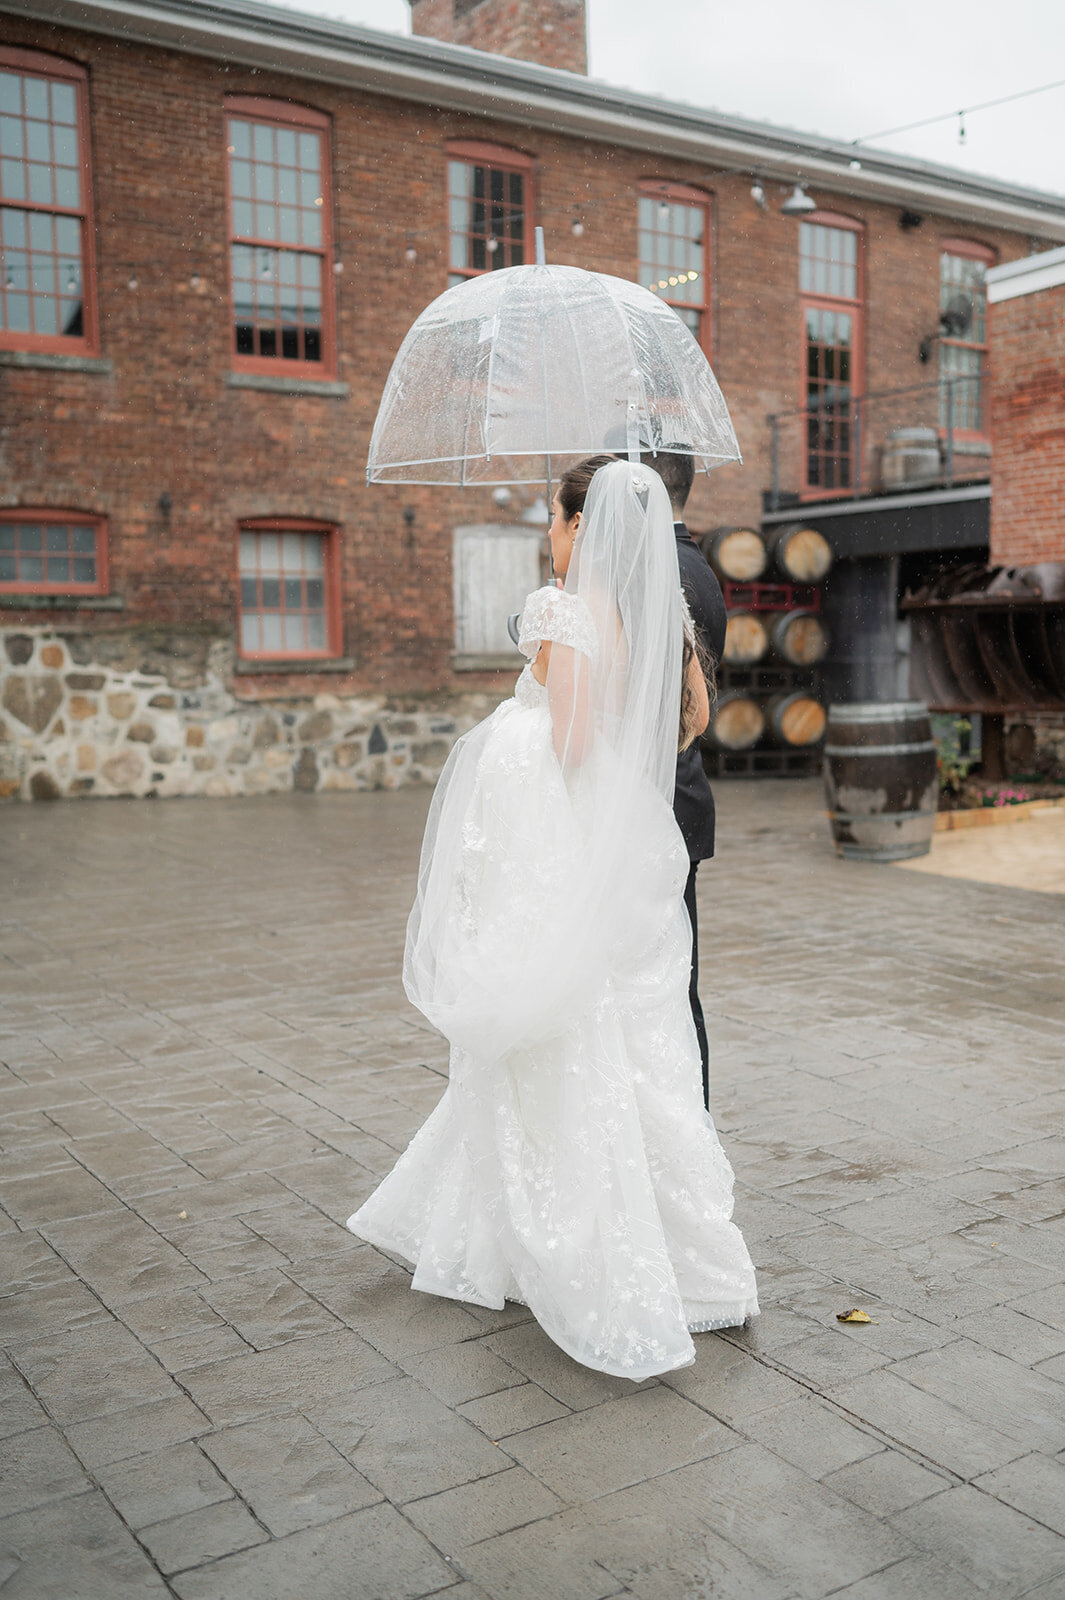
<box><xmin>518</xmin><ymin>586</ymin><xmax>599</xmax><ymax>664</ymax></box>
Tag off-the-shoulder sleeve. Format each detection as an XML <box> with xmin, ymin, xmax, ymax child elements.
<box><xmin>518</xmin><ymin>586</ymin><xmax>599</xmax><ymax>664</ymax></box>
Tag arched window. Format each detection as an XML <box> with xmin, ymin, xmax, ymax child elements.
<box><xmin>0</xmin><ymin>47</ymin><xmax>97</xmax><ymax>354</ymax></box>
<box><xmin>798</xmin><ymin>211</ymin><xmax>864</xmax><ymax>496</ymax></box>
<box><xmin>637</xmin><ymin>180</ymin><xmax>712</xmax><ymax>352</ymax></box>
<box><xmin>446</xmin><ymin>140</ymin><xmax>535</xmax><ymax>288</ymax></box>
<box><xmin>939</xmin><ymin>239</ymin><xmax>995</xmax><ymax>436</ymax></box>
<box><xmin>237</xmin><ymin>518</ymin><xmax>341</xmax><ymax>660</ymax></box>
<box><xmin>225</xmin><ymin>97</ymin><xmax>336</xmax><ymax>377</ymax></box>
<box><xmin>0</xmin><ymin>508</ymin><xmax>107</xmax><ymax>594</ymax></box>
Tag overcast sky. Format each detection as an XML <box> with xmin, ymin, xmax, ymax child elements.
<box><xmin>269</xmin><ymin>0</ymin><xmax>1065</xmax><ymax>197</ymax></box>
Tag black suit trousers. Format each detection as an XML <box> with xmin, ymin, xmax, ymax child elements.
<box><xmin>683</xmin><ymin>859</ymin><xmax>710</xmax><ymax>1111</ymax></box>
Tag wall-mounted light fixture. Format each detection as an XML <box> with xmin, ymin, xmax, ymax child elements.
<box><xmin>781</xmin><ymin>184</ymin><xmax>817</xmax><ymax>217</ymax></box>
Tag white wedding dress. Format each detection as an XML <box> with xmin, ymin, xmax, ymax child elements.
<box><xmin>348</xmin><ymin>464</ymin><xmax>758</xmax><ymax>1380</ymax></box>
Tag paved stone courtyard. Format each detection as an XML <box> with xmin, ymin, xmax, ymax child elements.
<box><xmin>2</xmin><ymin>779</ymin><xmax>1065</xmax><ymax>1600</ymax></box>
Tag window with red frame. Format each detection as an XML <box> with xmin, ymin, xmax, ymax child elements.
<box><xmin>447</xmin><ymin>144</ymin><xmax>533</xmax><ymax>288</ymax></box>
<box><xmin>226</xmin><ymin>99</ymin><xmax>334</xmax><ymax>374</ymax></box>
<box><xmin>238</xmin><ymin>523</ymin><xmax>339</xmax><ymax>658</ymax></box>
<box><xmin>0</xmin><ymin>510</ymin><xmax>106</xmax><ymax>594</ymax></box>
<box><xmin>0</xmin><ymin>48</ymin><xmax>96</xmax><ymax>353</ymax></box>
<box><xmin>799</xmin><ymin>215</ymin><xmax>863</xmax><ymax>494</ymax></box>
<box><xmin>939</xmin><ymin>242</ymin><xmax>993</xmax><ymax>435</ymax></box>
<box><xmin>637</xmin><ymin>183</ymin><xmax>711</xmax><ymax>347</ymax></box>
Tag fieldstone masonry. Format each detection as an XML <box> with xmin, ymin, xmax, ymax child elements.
<box><xmin>0</xmin><ymin>628</ymin><xmax>500</xmax><ymax>802</ymax></box>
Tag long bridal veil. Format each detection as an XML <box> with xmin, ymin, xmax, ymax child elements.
<box><xmin>403</xmin><ymin>459</ymin><xmax>686</xmax><ymax>1063</ymax></box>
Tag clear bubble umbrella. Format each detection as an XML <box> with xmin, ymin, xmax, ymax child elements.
<box><xmin>367</xmin><ymin>230</ymin><xmax>740</xmax><ymax>487</ymax></box>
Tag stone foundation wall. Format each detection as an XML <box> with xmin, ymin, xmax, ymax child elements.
<box><xmin>0</xmin><ymin>628</ymin><xmax>501</xmax><ymax>801</ymax></box>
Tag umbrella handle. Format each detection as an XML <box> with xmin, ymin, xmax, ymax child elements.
<box><xmin>535</xmin><ymin>226</ymin><xmax>546</xmax><ymax>267</ymax></box>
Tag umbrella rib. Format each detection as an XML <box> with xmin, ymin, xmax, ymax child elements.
<box><xmin>555</xmin><ymin>273</ymin><xmax>598</xmax><ymax>461</ymax></box>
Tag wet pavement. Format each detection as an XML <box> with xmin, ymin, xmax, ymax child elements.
<box><xmin>2</xmin><ymin>779</ymin><xmax>1065</xmax><ymax>1599</ymax></box>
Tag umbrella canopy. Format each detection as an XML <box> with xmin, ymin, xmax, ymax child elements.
<box><xmin>367</xmin><ymin>256</ymin><xmax>740</xmax><ymax>486</ymax></box>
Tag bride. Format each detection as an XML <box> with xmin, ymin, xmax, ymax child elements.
<box><xmin>348</xmin><ymin>457</ymin><xmax>758</xmax><ymax>1379</ymax></box>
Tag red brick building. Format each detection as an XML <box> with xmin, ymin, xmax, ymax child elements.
<box><xmin>988</xmin><ymin>248</ymin><xmax>1065</xmax><ymax>568</ymax></box>
<box><xmin>2</xmin><ymin>0</ymin><xmax>1064</xmax><ymax>799</ymax></box>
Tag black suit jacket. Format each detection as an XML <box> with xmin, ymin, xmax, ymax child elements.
<box><xmin>673</xmin><ymin>522</ymin><xmax>727</xmax><ymax>862</ymax></box>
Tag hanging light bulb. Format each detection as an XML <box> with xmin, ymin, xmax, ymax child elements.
<box><xmin>571</xmin><ymin>217</ymin><xmax>584</xmax><ymax>237</ymax></box>
<box><xmin>66</xmin><ymin>265</ymin><xmax>79</xmax><ymax>292</ymax></box>
<box><xmin>750</xmin><ymin>181</ymin><xmax>767</xmax><ymax>210</ymax></box>
<box><xmin>486</xmin><ymin>236</ymin><xmax>498</xmax><ymax>254</ymax></box>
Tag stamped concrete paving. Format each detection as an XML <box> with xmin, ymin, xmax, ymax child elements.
<box><xmin>2</xmin><ymin>779</ymin><xmax>1065</xmax><ymax>1600</ymax></box>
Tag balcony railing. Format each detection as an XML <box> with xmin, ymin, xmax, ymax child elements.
<box><xmin>766</xmin><ymin>376</ymin><xmax>989</xmax><ymax>512</ymax></box>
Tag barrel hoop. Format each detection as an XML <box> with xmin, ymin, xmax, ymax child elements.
<box><xmin>824</xmin><ymin>740</ymin><xmax>937</xmax><ymax>757</ymax></box>
<box><xmin>828</xmin><ymin>808</ymin><xmax>937</xmax><ymax>822</ymax></box>
<box><xmin>827</xmin><ymin>701</ymin><xmax>929</xmax><ymax>720</ymax></box>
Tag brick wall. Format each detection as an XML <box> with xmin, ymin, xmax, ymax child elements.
<box><xmin>989</xmin><ymin>280</ymin><xmax>1065</xmax><ymax>566</ymax></box>
<box><xmin>410</xmin><ymin>0</ymin><xmax>588</xmax><ymax>73</ymax></box>
<box><xmin>0</xmin><ymin>14</ymin><xmax>1035</xmax><ymax>795</ymax></box>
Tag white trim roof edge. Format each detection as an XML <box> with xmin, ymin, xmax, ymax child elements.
<box><xmin>6</xmin><ymin>0</ymin><xmax>1065</xmax><ymax>239</ymax></box>
<box><xmin>987</xmin><ymin>245</ymin><xmax>1065</xmax><ymax>303</ymax></box>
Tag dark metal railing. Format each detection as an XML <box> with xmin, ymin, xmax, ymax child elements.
<box><xmin>766</xmin><ymin>376</ymin><xmax>989</xmax><ymax>512</ymax></box>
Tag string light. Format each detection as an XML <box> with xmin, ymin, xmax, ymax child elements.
<box><xmin>649</xmin><ymin>270</ymin><xmax>699</xmax><ymax>294</ymax></box>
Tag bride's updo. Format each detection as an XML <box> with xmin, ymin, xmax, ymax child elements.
<box><xmin>555</xmin><ymin>455</ymin><xmax>714</xmax><ymax>752</ymax></box>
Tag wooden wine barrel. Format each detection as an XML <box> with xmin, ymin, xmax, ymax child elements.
<box><xmin>767</xmin><ymin>523</ymin><xmax>833</xmax><ymax>583</ymax></box>
<box><xmin>823</xmin><ymin>701</ymin><xmax>938</xmax><ymax>862</ymax></box>
<box><xmin>764</xmin><ymin>693</ymin><xmax>826</xmax><ymax>747</ymax></box>
<box><xmin>723</xmin><ymin>612</ymin><xmax>769</xmax><ymax>665</ymax></box>
<box><xmin>706</xmin><ymin>693</ymin><xmax>765</xmax><ymax>751</ymax></box>
<box><xmin>703</xmin><ymin>526</ymin><xmax>767</xmax><ymax>582</ymax></box>
<box><xmin>771</xmin><ymin>610</ymin><xmax>829</xmax><ymax>666</ymax></box>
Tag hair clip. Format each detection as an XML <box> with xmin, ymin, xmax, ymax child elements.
<box><xmin>630</xmin><ymin>473</ymin><xmax>650</xmax><ymax>507</ymax></box>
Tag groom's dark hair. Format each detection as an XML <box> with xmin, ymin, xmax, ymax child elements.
<box><xmin>641</xmin><ymin>448</ymin><xmax>695</xmax><ymax>514</ymax></box>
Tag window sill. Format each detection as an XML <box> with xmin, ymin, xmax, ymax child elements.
<box><xmin>0</xmin><ymin>350</ymin><xmax>112</xmax><ymax>375</ymax></box>
<box><xmin>227</xmin><ymin>372</ymin><xmax>349</xmax><ymax>398</ymax></box>
<box><xmin>452</xmin><ymin>651</ymin><xmax>522</xmax><ymax>672</ymax></box>
<box><xmin>0</xmin><ymin>592</ymin><xmax>123</xmax><ymax>610</ymax></box>
<box><xmin>235</xmin><ymin>655</ymin><xmax>355</xmax><ymax>674</ymax></box>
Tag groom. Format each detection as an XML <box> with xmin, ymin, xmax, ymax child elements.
<box><xmin>643</xmin><ymin>449</ymin><xmax>727</xmax><ymax>1114</ymax></box>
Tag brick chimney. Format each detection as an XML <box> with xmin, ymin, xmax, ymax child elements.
<box><xmin>409</xmin><ymin>0</ymin><xmax>588</xmax><ymax>74</ymax></box>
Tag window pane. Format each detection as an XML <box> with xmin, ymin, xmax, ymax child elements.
<box><xmin>252</xmin><ymin>122</ymin><xmax>273</xmax><ymax>162</ymax></box>
<box><xmin>240</xmin><ymin>612</ymin><xmax>259</xmax><ymax>651</ymax></box>
<box><xmin>261</xmin><ymin>613</ymin><xmax>283</xmax><ymax>652</ymax></box>
<box><xmin>0</xmin><ymin>73</ymin><xmax>19</xmax><ymax>115</ymax></box>
<box><xmin>307</xmin><ymin>613</ymin><xmax>326</xmax><ymax>650</ymax></box>
<box><xmin>45</xmin><ymin>553</ymin><xmax>70</xmax><ymax>581</ymax></box>
<box><xmin>260</xmin><ymin>577</ymin><xmax>280</xmax><ymax>608</ymax></box>
<box><xmin>1</xmin><ymin>156</ymin><xmax>25</xmax><ymax>199</ymax></box>
<box><xmin>229</xmin><ymin>119</ymin><xmax>250</xmax><ymax>158</ymax></box>
<box><xmin>24</xmin><ymin>77</ymin><xmax>47</xmax><ymax>119</ymax></box>
<box><xmin>20</xmin><ymin>554</ymin><xmax>42</xmax><ymax>581</ymax></box>
<box><xmin>276</xmin><ymin>126</ymin><xmax>296</xmax><ymax>167</ymax></box>
<box><xmin>45</xmin><ymin>523</ymin><xmax>68</xmax><ymax>551</ymax></box>
<box><xmin>240</xmin><ymin>576</ymin><xmax>258</xmax><ymax>607</ymax></box>
<box><xmin>281</xmin><ymin>532</ymin><xmax>303</xmax><ymax>571</ymax></box>
<box><xmin>51</xmin><ymin>81</ymin><xmax>76</xmax><ymax>124</ymax></box>
<box><xmin>282</xmin><ymin>613</ymin><xmax>304</xmax><ymax>650</ymax></box>
<box><xmin>27</xmin><ymin>161</ymin><xmax>52</xmax><ymax>204</ymax></box>
<box><xmin>72</xmin><ymin>557</ymin><xmax>95</xmax><ymax>583</ymax></box>
<box><xmin>0</xmin><ymin>525</ymin><xmax>13</xmax><ymax>548</ymax></box>
<box><xmin>258</xmin><ymin>532</ymin><xmax>278</xmax><ymax>568</ymax></box>
<box><xmin>0</xmin><ymin>554</ymin><xmax>14</xmax><ymax>580</ymax></box>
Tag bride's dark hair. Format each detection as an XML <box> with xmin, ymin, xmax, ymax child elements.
<box><xmin>556</xmin><ymin>455</ymin><xmax>715</xmax><ymax>751</ymax></box>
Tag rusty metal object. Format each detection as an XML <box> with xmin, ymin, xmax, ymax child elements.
<box><xmin>903</xmin><ymin>562</ymin><xmax>1065</xmax><ymax>713</ymax></box>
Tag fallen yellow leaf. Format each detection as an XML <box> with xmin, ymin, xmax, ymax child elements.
<box><xmin>837</xmin><ymin>1308</ymin><xmax>877</xmax><ymax>1324</ymax></box>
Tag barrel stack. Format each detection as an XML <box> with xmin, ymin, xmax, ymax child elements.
<box><xmin>700</xmin><ymin>523</ymin><xmax>833</xmax><ymax>777</ymax></box>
